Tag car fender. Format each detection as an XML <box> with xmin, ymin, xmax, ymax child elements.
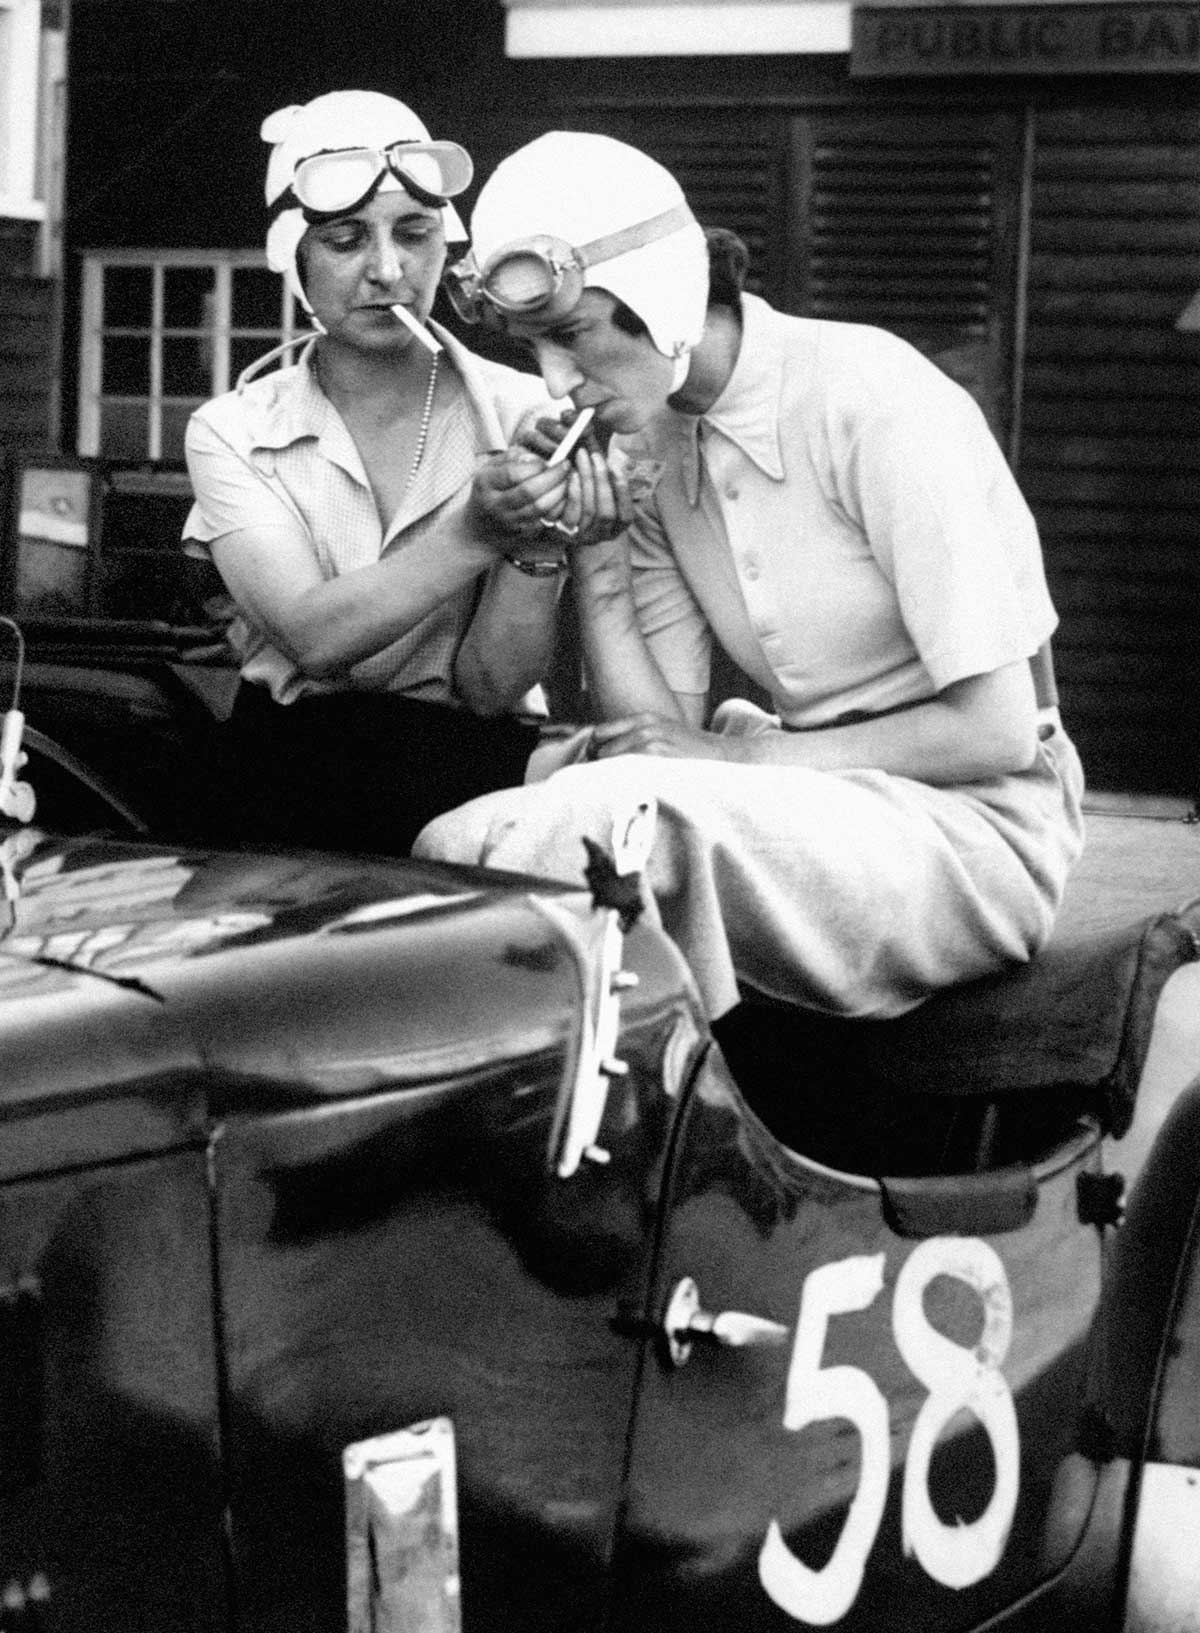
<box><xmin>1096</xmin><ymin>1070</ymin><xmax>1200</xmax><ymax>1631</ymax></box>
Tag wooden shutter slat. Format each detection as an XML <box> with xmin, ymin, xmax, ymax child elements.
<box><xmin>793</xmin><ymin>111</ymin><xmax>1023</xmax><ymax>439</ymax></box>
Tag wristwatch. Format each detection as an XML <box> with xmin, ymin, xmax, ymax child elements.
<box><xmin>504</xmin><ymin>553</ymin><xmax>567</xmax><ymax>578</ymax></box>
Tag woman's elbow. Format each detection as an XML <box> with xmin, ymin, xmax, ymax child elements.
<box><xmin>455</xmin><ymin>656</ymin><xmax>536</xmax><ymax>716</ymax></box>
<box><xmin>288</xmin><ymin>645</ymin><xmax>342</xmax><ymax>682</ymax></box>
<box><xmin>976</xmin><ymin>713</ymin><xmax>1040</xmax><ymax>778</ymax></box>
<box><xmin>275</xmin><ymin>625</ymin><xmax>354</xmax><ymax>682</ymax></box>
<box><xmin>951</xmin><ymin>665</ymin><xmax>1041</xmax><ymax>778</ymax></box>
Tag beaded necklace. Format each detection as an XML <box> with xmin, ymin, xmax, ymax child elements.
<box><xmin>404</xmin><ymin>350</ymin><xmax>440</xmax><ymax>500</ymax></box>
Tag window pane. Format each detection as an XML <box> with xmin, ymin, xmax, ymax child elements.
<box><xmin>162</xmin><ymin>335</ymin><xmax>211</xmax><ymax>397</ymax></box>
<box><xmin>163</xmin><ymin>265</ymin><xmax>214</xmax><ymax>328</ymax></box>
<box><xmin>160</xmin><ymin>400</ymin><xmax>205</xmax><ymax>464</ymax></box>
<box><xmin>232</xmin><ymin>266</ymin><xmax>285</xmax><ymax>328</ymax></box>
<box><xmin>98</xmin><ymin>400</ymin><xmax>150</xmax><ymax>460</ymax></box>
<box><xmin>231</xmin><ymin>334</ymin><xmax>293</xmax><ymax>385</ymax></box>
<box><xmin>104</xmin><ymin>265</ymin><xmax>153</xmax><ymax>326</ymax></box>
<box><xmin>102</xmin><ymin>335</ymin><xmax>151</xmax><ymax>394</ymax></box>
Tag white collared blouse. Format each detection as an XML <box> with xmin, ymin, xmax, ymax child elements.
<box><xmin>615</xmin><ymin>294</ymin><xmax>1057</xmax><ymax>730</ymax></box>
<box><xmin>183</xmin><ymin>323</ymin><xmax>550</xmax><ymax>705</ymax></box>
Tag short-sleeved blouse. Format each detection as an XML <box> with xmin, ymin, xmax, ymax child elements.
<box><xmin>615</xmin><ymin>295</ymin><xmax>1056</xmax><ymax>729</ymax></box>
<box><xmin>183</xmin><ymin>322</ymin><xmax>549</xmax><ymax>705</ymax></box>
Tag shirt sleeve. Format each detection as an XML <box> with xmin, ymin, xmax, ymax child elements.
<box><xmin>182</xmin><ymin>408</ymin><xmax>309</xmax><ymax>555</ymax></box>
<box><xmin>835</xmin><ymin>368</ymin><xmax>1057</xmax><ymax>692</ymax></box>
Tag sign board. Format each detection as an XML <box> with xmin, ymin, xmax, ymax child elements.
<box><xmin>852</xmin><ymin>3</ymin><xmax>1200</xmax><ymax>74</ymax></box>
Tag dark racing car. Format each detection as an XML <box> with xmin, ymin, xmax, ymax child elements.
<box><xmin>1</xmin><ymin>683</ymin><xmax>1199</xmax><ymax>1633</ymax></box>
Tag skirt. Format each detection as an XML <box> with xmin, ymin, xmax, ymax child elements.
<box><xmin>215</xmin><ymin>684</ymin><xmax>541</xmax><ymax>857</ymax></box>
<box><xmin>412</xmin><ymin>716</ymin><xmax>1086</xmax><ymax>1021</ymax></box>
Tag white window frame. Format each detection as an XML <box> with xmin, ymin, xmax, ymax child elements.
<box><xmin>0</xmin><ymin>0</ymin><xmax>44</xmax><ymax>217</ymax></box>
<box><xmin>78</xmin><ymin>249</ymin><xmax>303</xmax><ymax>461</ymax></box>
<box><xmin>502</xmin><ymin>0</ymin><xmax>850</xmax><ymax>57</ymax></box>
<box><xmin>35</xmin><ymin>17</ymin><xmax>64</xmax><ymax>276</ymax></box>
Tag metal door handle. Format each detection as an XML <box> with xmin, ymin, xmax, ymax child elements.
<box><xmin>664</xmin><ymin>1275</ymin><xmax>789</xmax><ymax>1367</ymax></box>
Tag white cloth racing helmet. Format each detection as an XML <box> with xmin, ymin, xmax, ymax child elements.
<box><xmin>262</xmin><ymin>90</ymin><xmax>471</xmax><ymax>313</ymax></box>
<box><xmin>462</xmin><ymin>132</ymin><xmax>708</xmax><ymax>389</ymax></box>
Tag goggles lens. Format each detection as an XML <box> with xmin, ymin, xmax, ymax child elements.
<box><xmin>485</xmin><ymin>245</ymin><xmax>573</xmax><ymax>314</ymax></box>
<box><xmin>292</xmin><ymin>140</ymin><xmax>472</xmax><ymax>215</ymax></box>
<box><xmin>442</xmin><ymin>242</ymin><xmax>580</xmax><ymax>329</ymax></box>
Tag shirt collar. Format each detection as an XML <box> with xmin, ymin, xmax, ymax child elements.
<box><xmin>676</xmin><ymin>293</ymin><xmax>786</xmax><ymax>505</ymax></box>
<box><xmin>240</xmin><ymin>321</ymin><xmax>508</xmax><ymax>461</ymax></box>
<box><xmin>241</xmin><ymin>338</ymin><xmax>358</xmax><ymax>468</ymax></box>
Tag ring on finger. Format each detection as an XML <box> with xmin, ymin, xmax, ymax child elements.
<box><xmin>539</xmin><ymin>518</ymin><xmax>581</xmax><ymax>538</ymax></box>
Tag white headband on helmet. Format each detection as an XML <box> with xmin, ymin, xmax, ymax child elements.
<box><xmin>469</xmin><ymin>132</ymin><xmax>708</xmax><ymax>389</ymax></box>
<box><xmin>262</xmin><ymin>90</ymin><xmax>469</xmax><ymax>314</ymax></box>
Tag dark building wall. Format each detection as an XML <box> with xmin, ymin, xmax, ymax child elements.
<box><xmin>1020</xmin><ymin>100</ymin><xmax>1200</xmax><ymax>794</ymax></box>
<box><xmin>65</xmin><ymin>0</ymin><xmax>513</xmax><ymax>257</ymax></box>
<box><xmin>0</xmin><ymin>218</ymin><xmax>53</xmax><ymax>448</ymax></box>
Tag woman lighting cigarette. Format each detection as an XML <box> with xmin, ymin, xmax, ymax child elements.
<box><xmin>182</xmin><ymin>91</ymin><xmax>562</xmax><ymax>859</ymax></box>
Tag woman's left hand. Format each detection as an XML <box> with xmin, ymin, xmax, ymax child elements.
<box><xmin>568</xmin><ymin>449</ymin><xmax>633</xmax><ymax>547</ymax></box>
<box><xmin>589</xmin><ymin>713</ymin><xmax>738</xmax><ymax>762</ymax></box>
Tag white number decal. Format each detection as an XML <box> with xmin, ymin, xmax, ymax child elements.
<box><xmin>892</xmin><ymin>1237</ymin><xmax>1019</xmax><ymax>1588</ymax></box>
<box><xmin>758</xmin><ymin>1238</ymin><xmax>1020</xmax><ymax>1624</ymax></box>
<box><xmin>759</xmin><ymin>1254</ymin><xmax>889</xmax><ymax>1625</ymax></box>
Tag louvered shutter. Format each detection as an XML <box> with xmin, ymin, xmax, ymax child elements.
<box><xmin>579</xmin><ymin>109</ymin><xmax>1024</xmax><ymax>442</ymax></box>
<box><xmin>1019</xmin><ymin>106</ymin><xmax>1200</xmax><ymax>796</ymax></box>
<box><xmin>790</xmin><ymin>111</ymin><xmax>1026</xmax><ymax>444</ymax></box>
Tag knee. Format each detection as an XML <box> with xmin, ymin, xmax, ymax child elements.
<box><xmin>412</xmin><ymin>799</ymin><xmax>495</xmax><ymax>863</ymax></box>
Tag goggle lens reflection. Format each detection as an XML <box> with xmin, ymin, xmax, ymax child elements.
<box><xmin>292</xmin><ymin>142</ymin><xmax>471</xmax><ymax>215</ymax></box>
<box><xmin>484</xmin><ymin>249</ymin><xmax>567</xmax><ymax>313</ymax></box>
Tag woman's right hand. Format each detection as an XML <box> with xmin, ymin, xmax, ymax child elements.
<box><xmin>472</xmin><ymin>448</ymin><xmax>572</xmax><ymax>545</ymax></box>
<box><xmin>517</xmin><ymin>412</ymin><xmax>633</xmax><ymax>544</ymax></box>
<box><xmin>475</xmin><ymin>424</ymin><xmax>632</xmax><ymax>572</ymax></box>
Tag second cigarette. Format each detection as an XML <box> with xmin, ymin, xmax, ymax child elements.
<box><xmin>547</xmin><ymin>407</ymin><xmax>596</xmax><ymax>466</ymax></box>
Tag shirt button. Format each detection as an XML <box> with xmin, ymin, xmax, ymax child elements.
<box><xmin>724</xmin><ymin>484</ymin><xmax>739</xmax><ymax>500</ymax></box>
<box><xmin>743</xmin><ymin>557</ymin><xmax>760</xmax><ymax>580</ymax></box>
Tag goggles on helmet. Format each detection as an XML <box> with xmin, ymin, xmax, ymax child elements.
<box><xmin>272</xmin><ymin>139</ymin><xmax>474</xmax><ymax>221</ymax></box>
<box><xmin>444</xmin><ymin>203</ymin><xmax>695</xmax><ymax>329</ymax></box>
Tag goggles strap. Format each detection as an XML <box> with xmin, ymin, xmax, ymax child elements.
<box><xmin>450</xmin><ymin>204</ymin><xmax>697</xmax><ymax>325</ymax></box>
<box><xmin>477</xmin><ymin>203</ymin><xmax>696</xmax><ymax>288</ymax></box>
<box><xmin>573</xmin><ymin>203</ymin><xmax>696</xmax><ymax>273</ymax></box>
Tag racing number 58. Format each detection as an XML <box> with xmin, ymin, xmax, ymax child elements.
<box><xmin>758</xmin><ymin>1237</ymin><xmax>1019</xmax><ymax>1626</ymax></box>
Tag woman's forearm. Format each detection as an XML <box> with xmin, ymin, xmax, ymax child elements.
<box><xmin>213</xmin><ymin>516</ymin><xmax>499</xmax><ymax>680</ymax></box>
<box><xmin>454</xmin><ymin>561</ymin><xmax>563</xmax><ymax>713</ymax></box>
<box><xmin>732</xmin><ymin>662</ymin><xmax>1040</xmax><ymax>783</ymax></box>
<box><xmin>571</xmin><ymin>543</ymin><xmax>685</xmax><ymax>721</ymax></box>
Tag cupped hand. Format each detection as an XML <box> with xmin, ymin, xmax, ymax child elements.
<box><xmin>568</xmin><ymin>449</ymin><xmax>633</xmax><ymax>547</ymax></box>
<box><xmin>588</xmin><ymin>713</ymin><xmax>737</xmax><ymax>762</ymax></box>
<box><xmin>473</xmin><ymin>448</ymin><xmax>572</xmax><ymax>544</ymax></box>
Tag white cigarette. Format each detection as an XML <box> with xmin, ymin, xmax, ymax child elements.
<box><xmin>547</xmin><ymin>407</ymin><xmax>595</xmax><ymax>466</ymax></box>
<box><xmin>390</xmin><ymin>304</ymin><xmax>443</xmax><ymax>355</ymax></box>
